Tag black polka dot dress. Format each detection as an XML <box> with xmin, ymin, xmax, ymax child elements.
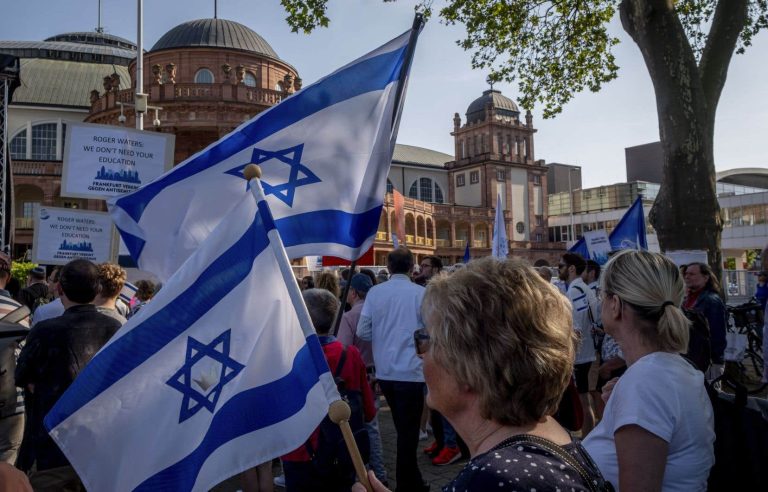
<box><xmin>443</xmin><ymin>438</ymin><xmax>605</xmax><ymax>492</ymax></box>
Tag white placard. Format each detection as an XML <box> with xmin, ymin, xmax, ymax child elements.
<box><xmin>62</xmin><ymin>121</ymin><xmax>175</xmax><ymax>199</ymax></box>
<box><xmin>32</xmin><ymin>206</ymin><xmax>118</xmax><ymax>265</ymax></box>
<box><xmin>665</xmin><ymin>250</ymin><xmax>708</xmax><ymax>267</ymax></box>
<box><xmin>584</xmin><ymin>230</ymin><xmax>612</xmax><ymax>265</ymax></box>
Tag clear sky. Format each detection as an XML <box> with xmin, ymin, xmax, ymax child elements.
<box><xmin>2</xmin><ymin>0</ymin><xmax>766</xmax><ymax>188</ymax></box>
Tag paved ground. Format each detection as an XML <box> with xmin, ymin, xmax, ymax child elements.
<box><xmin>212</xmin><ymin>396</ymin><xmax>465</xmax><ymax>491</ymax></box>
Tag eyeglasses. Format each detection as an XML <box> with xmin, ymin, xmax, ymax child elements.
<box><xmin>420</xmin><ymin>263</ymin><xmax>432</xmax><ymax>269</ymax></box>
<box><xmin>413</xmin><ymin>328</ymin><xmax>430</xmax><ymax>357</ymax></box>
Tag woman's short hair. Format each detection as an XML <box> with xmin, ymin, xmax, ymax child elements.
<box><xmin>601</xmin><ymin>250</ymin><xmax>690</xmax><ymax>353</ymax></box>
<box><xmin>422</xmin><ymin>257</ymin><xmax>575</xmax><ymax>427</ymax></box>
<box><xmin>97</xmin><ymin>263</ymin><xmax>127</xmax><ymax>299</ymax></box>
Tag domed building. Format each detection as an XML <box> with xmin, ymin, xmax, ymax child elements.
<box><xmin>87</xmin><ymin>18</ymin><xmax>300</xmax><ymax>163</ymax></box>
<box><xmin>1</xmin><ymin>31</ymin><xmax>137</xmax><ymax>255</ymax></box>
<box><xmin>374</xmin><ymin>88</ymin><xmax>562</xmax><ymax>266</ymax></box>
<box><xmin>2</xmin><ymin>19</ymin><xmax>563</xmax><ymax>266</ymax></box>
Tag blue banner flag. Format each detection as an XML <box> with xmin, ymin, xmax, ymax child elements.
<box><xmin>109</xmin><ymin>22</ymin><xmax>422</xmax><ymax>281</ymax></box>
<box><xmin>46</xmin><ymin>189</ymin><xmax>339</xmax><ymax>491</ymax></box>
<box><xmin>463</xmin><ymin>241</ymin><xmax>470</xmax><ymax>263</ymax></box>
<box><xmin>569</xmin><ymin>196</ymin><xmax>648</xmax><ymax>256</ymax></box>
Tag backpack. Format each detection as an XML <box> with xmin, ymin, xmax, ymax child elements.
<box><xmin>682</xmin><ymin>308</ymin><xmax>712</xmax><ymax>373</ymax></box>
<box><xmin>306</xmin><ymin>348</ymin><xmax>370</xmax><ymax>484</ymax></box>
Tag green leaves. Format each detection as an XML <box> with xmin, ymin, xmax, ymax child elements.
<box><xmin>280</xmin><ymin>0</ymin><xmax>330</xmax><ymax>33</ymax></box>
<box><xmin>440</xmin><ymin>0</ymin><xmax>619</xmax><ymax>118</ymax></box>
<box><xmin>278</xmin><ymin>1</ymin><xmax>765</xmax><ymax>117</ymax></box>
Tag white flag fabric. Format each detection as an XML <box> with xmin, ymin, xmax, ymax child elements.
<box><xmin>109</xmin><ymin>27</ymin><xmax>419</xmax><ymax>281</ymax></box>
<box><xmin>45</xmin><ymin>190</ymin><xmax>339</xmax><ymax>491</ymax></box>
<box><xmin>491</xmin><ymin>194</ymin><xmax>508</xmax><ymax>259</ymax></box>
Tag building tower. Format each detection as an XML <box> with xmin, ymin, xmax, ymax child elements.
<box><xmin>447</xmin><ymin>88</ymin><xmax>550</xmax><ymax>253</ymax></box>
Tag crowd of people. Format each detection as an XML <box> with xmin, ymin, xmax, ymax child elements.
<box><xmin>0</xmin><ymin>255</ymin><xmax>159</xmax><ymax>491</ymax></box>
<box><xmin>0</xmin><ymin>242</ymin><xmax>751</xmax><ymax>491</ymax></box>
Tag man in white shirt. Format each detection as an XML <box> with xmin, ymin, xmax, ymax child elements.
<box><xmin>358</xmin><ymin>247</ymin><xmax>427</xmax><ymax>492</ymax></box>
<box><xmin>559</xmin><ymin>252</ymin><xmax>598</xmax><ymax>434</ymax></box>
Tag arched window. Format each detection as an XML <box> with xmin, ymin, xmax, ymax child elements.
<box><xmin>275</xmin><ymin>82</ymin><xmax>282</xmax><ymax>91</ymax></box>
<box><xmin>419</xmin><ymin>178</ymin><xmax>433</xmax><ymax>203</ymax></box>
<box><xmin>435</xmin><ymin>185</ymin><xmax>444</xmax><ymax>203</ymax></box>
<box><xmin>10</xmin><ymin>130</ymin><xmax>27</xmax><ymax>160</ymax></box>
<box><xmin>194</xmin><ymin>68</ymin><xmax>214</xmax><ymax>84</ymax></box>
<box><xmin>386</xmin><ymin>179</ymin><xmax>393</xmax><ymax>194</ymax></box>
<box><xmin>31</xmin><ymin>123</ymin><xmax>57</xmax><ymax>160</ymax></box>
<box><xmin>408</xmin><ymin>178</ymin><xmax>444</xmax><ymax>204</ymax></box>
<box><xmin>244</xmin><ymin>72</ymin><xmax>257</xmax><ymax>87</ymax></box>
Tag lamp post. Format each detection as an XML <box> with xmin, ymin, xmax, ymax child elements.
<box><xmin>136</xmin><ymin>0</ymin><xmax>144</xmax><ymax>130</ymax></box>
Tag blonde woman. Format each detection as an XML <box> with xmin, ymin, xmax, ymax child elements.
<box><xmin>583</xmin><ymin>250</ymin><xmax>715</xmax><ymax>491</ymax></box>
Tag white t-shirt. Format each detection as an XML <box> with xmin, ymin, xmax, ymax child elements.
<box><xmin>567</xmin><ymin>277</ymin><xmax>597</xmax><ymax>364</ymax></box>
<box><xmin>583</xmin><ymin>352</ymin><xmax>715</xmax><ymax>491</ymax></box>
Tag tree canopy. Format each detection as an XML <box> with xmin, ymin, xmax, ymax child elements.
<box><xmin>281</xmin><ymin>1</ymin><xmax>767</xmax><ymax>118</ymax></box>
<box><xmin>281</xmin><ymin>0</ymin><xmax>768</xmax><ymax>279</ymax></box>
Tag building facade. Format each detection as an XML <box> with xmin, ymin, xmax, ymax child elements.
<box><xmin>3</xmin><ymin>19</ymin><xmax>565</xmax><ymax>267</ymax></box>
<box><xmin>547</xmin><ymin>172</ymin><xmax>768</xmax><ymax>268</ymax></box>
<box><xmin>1</xmin><ymin>31</ymin><xmax>137</xmax><ymax>256</ymax></box>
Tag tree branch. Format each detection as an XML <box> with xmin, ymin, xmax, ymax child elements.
<box><xmin>698</xmin><ymin>0</ymin><xmax>749</xmax><ymax>114</ymax></box>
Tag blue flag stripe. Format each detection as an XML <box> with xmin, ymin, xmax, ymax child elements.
<box><xmin>136</xmin><ymin>338</ymin><xmax>328</xmax><ymax>491</ymax></box>
<box><xmin>114</xmin><ymin>205</ymin><xmax>383</xmax><ymax>262</ymax></box>
<box><xmin>276</xmin><ymin>206</ymin><xmax>382</xmax><ymax>248</ymax></box>
<box><xmin>115</xmin><ymin>46</ymin><xmax>407</xmax><ymax>223</ymax></box>
<box><xmin>45</xmin><ymin>211</ymin><xmax>271</xmax><ymax>431</ymax></box>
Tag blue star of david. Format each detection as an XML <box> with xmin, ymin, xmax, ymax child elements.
<box><xmin>166</xmin><ymin>329</ymin><xmax>245</xmax><ymax>423</ymax></box>
<box><xmin>225</xmin><ymin>144</ymin><xmax>321</xmax><ymax>207</ymax></box>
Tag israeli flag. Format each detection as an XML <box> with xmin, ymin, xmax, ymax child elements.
<box><xmin>569</xmin><ymin>195</ymin><xmax>648</xmax><ymax>256</ymax></box>
<box><xmin>119</xmin><ymin>281</ymin><xmax>138</xmax><ymax>304</ymax></box>
<box><xmin>110</xmin><ymin>26</ymin><xmax>421</xmax><ymax>281</ymax></box>
<box><xmin>45</xmin><ymin>190</ymin><xmax>339</xmax><ymax>491</ymax></box>
<box><xmin>491</xmin><ymin>194</ymin><xmax>508</xmax><ymax>259</ymax></box>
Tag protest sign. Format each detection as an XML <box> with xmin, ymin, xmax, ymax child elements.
<box><xmin>62</xmin><ymin>121</ymin><xmax>174</xmax><ymax>199</ymax></box>
<box><xmin>32</xmin><ymin>205</ymin><xmax>118</xmax><ymax>265</ymax></box>
<box><xmin>584</xmin><ymin>230</ymin><xmax>612</xmax><ymax>264</ymax></box>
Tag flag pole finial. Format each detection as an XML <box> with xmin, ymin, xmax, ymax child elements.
<box><xmin>329</xmin><ymin>400</ymin><xmax>373</xmax><ymax>492</ymax></box>
<box><xmin>244</xmin><ymin>164</ymin><xmax>262</xmax><ymax>180</ymax></box>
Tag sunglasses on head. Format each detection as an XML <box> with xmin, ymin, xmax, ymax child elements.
<box><xmin>413</xmin><ymin>328</ymin><xmax>430</xmax><ymax>356</ymax></box>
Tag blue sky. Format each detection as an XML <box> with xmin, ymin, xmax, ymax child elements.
<box><xmin>2</xmin><ymin>0</ymin><xmax>766</xmax><ymax>187</ymax></box>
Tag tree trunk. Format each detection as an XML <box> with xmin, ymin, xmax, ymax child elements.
<box><xmin>619</xmin><ymin>0</ymin><xmax>749</xmax><ymax>289</ymax></box>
